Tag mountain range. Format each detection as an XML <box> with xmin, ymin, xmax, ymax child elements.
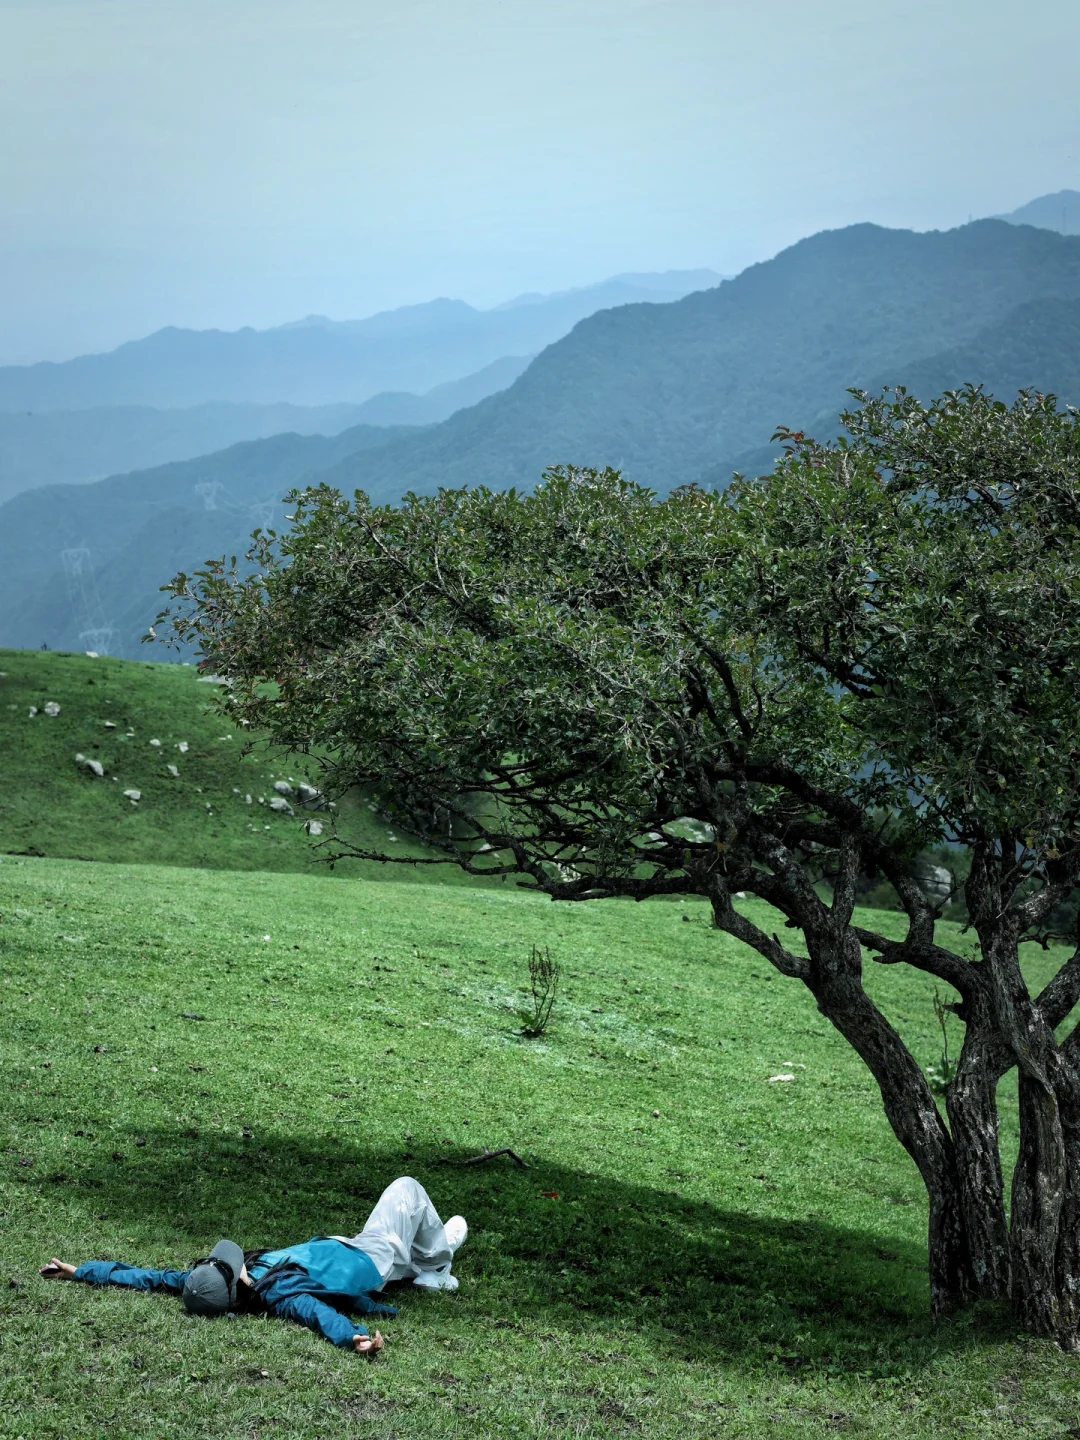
<box><xmin>0</xmin><ymin>270</ymin><xmax>721</xmax><ymax>412</ymax></box>
<box><xmin>0</xmin><ymin>355</ymin><xmax>531</xmax><ymax>504</ymax></box>
<box><xmin>4</xmin><ymin>217</ymin><xmax>1080</xmax><ymax>658</ymax></box>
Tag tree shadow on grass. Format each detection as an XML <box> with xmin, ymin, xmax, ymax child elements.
<box><xmin>26</xmin><ymin>1127</ymin><xmax>1004</xmax><ymax>1377</ymax></box>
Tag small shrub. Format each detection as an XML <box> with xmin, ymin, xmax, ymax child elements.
<box><xmin>520</xmin><ymin>945</ymin><xmax>560</xmax><ymax>1037</ymax></box>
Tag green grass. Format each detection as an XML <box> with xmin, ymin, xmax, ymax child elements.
<box><xmin>0</xmin><ymin>649</ymin><xmax>480</xmax><ymax>885</ymax></box>
<box><xmin>3</xmin><ymin>855</ymin><xmax>1079</xmax><ymax>1438</ymax></box>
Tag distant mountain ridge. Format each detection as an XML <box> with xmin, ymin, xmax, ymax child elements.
<box><xmin>0</xmin><ymin>354</ymin><xmax>532</xmax><ymax>504</ymax></box>
<box><xmin>994</xmin><ymin>190</ymin><xmax>1080</xmax><ymax>236</ymax></box>
<box><xmin>0</xmin><ymin>271</ymin><xmax>722</xmax><ymax>412</ymax></box>
<box><xmin>4</xmin><ymin>221</ymin><xmax>1080</xmax><ymax>658</ymax></box>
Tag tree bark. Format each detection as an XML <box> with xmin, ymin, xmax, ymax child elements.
<box><xmin>944</xmin><ymin>974</ymin><xmax>1012</xmax><ymax>1300</ymax></box>
<box><xmin>805</xmin><ymin>935</ymin><xmax>977</xmax><ymax>1312</ymax></box>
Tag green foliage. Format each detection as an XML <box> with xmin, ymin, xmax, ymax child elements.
<box><xmin>4</xmin><ymin>854</ymin><xmax>1078</xmax><ymax>1437</ymax></box>
<box><xmin>739</xmin><ymin>386</ymin><xmax>1080</xmax><ymax>885</ymax></box>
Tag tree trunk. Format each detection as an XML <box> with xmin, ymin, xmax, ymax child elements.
<box><xmin>976</xmin><ymin>924</ymin><xmax>1080</xmax><ymax>1345</ymax></box>
<box><xmin>806</xmin><ymin>932</ymin><xmax>978</xmax><ymax>1313</ymax></box>
<box><xmin>944</xmin><ymin>977</ymin><xmax>1012</xmax><ymax>1300</ymax></box>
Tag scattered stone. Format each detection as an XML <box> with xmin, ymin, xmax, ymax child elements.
<box><xmin>177</xmin><ymin>741</ymin><xmax>189</xmax><ymax>753</ymax></box>
<box><xmin>273</xmin><ymin>780</ymin><xmax>294</xmax><ymax>796</ymax></box>
<box><xmin>268</xmin><ymin>796</ymin><xmax>293</xmax><ymax>814</ymax></box>
<box><xmin>306</xmin><ymin>819</ymin><xmax>324</xmax><ymax>836</ymax></box>
<box><xmin>245</xmin><ymin>794</ymin><xmax>252</xmax><ymax>804</ymax></box>
<box><xmin>104</xmin><ymin>720</ymin><xmax>116</xmax><ymax>729</ymax></box>
<box><xmin>181</xmin><ymin>1012</ymin><xmax>206</xmax><ymax>1021</ymax></box>
<box><xmin>296</xmin><ymin>783</ymin><xmax>322</xmax><ymax>806</ymax></box>
<box><xmin>84</xmin><ymin>650</ymin><xmax>99</xmax><ymax>657</ymax></box>
<box><xmin>767</xmin><ymin>1074</ymin><xmax>795</xmax><ymax>1083</ymax></box>
<box><xmin>652</xmin><ymin>1109</ymin><xmax>661</xmax><ymax>1118</ymax></box>
<box><xmin>75</xmin><ymin>754</ymin><xmax>105</xmax><ymax>777</ymax></box>
<box><xmin>149</xmin><ymin>738</ymin><xmax>161</xmax><ymax>748</ymax></box>
<box><xmin>43</xmin><ymin>701</ymin><xmax>60</xmax><ymax>717</ymax></box>
<box><xmin>28</xmin><ymin>706</ymin><xmax>38</xmax><ymax>718</ymax></box>
<box><xmin>123</xmin><ymin>789</ymin><xmax>141</xmax><ymax>803</ymax></box>
<box><xmin>167</xmin><ymin>764</ymin><xmax>180</xmax><ymax>778</ymax></box>
<box><xmin>196</xmin><ymin>675</ymin><xmax>230</xmax><ymax>685</ymax></box>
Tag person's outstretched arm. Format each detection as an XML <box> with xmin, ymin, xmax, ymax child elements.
<box><xmin>263</xmin><ymin>1288</ymin><xmax>384</xmax><ymax>1354</ymax></box>
<box><xmin>41</xmin><ymin>1257</ymin><xmax>189</xmax><ymax>1294</ymax></box>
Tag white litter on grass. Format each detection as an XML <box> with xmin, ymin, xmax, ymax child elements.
<box><xmin>166</xmin><ymin>764</ymin><xmax>180</xmax><ymax>777</ymax></box>
<box><xmin>177</xmin><ymin>741</ymin><xmax>189</xmax><ymax>753</ymax></box>
<box><xmin>768</xmin><ymin>1074</ymin><xmax>796</xmax><ymax>1083</ymax></box>
<box><xmin>43</xmin><ymin>701</ymin><xmax>60</xmax><ymax>717</ymax></box>
<box><xmin>149</xmin><ymin>738</ymin><xmax>161</xmax><ymax>747</ymax></box>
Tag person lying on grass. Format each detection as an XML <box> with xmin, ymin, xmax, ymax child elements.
<box><xmin>41</xmin><ymin>1175</ymin><xmax>466</xmax><ymax>1357</ymax></box>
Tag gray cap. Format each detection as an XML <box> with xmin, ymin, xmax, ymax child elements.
<box><xmin>182</xmin><ymin>1239</ymin><xmax>245</xmax><ymax>1316</ymax></box>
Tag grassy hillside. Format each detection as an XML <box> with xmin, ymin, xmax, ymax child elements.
<box><xmin>0</xmin><ymin>649</ymin><xmax>480</xmax><ymax>886</ymax></box>
<box><xmin>3</xmin><ymin>855</ymin><xmax>1076</xmax><ymax>1438</ymax></box>
<box><xmin>6</xmin><ymin>220</ymin><xmax>1080</xmax><ymax>657</ymax></box>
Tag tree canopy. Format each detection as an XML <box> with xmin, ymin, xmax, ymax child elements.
<box><xmin>162</xmin><ymin>386</ymin><xmax>1080</xmax><ymax>1343</ymax></box>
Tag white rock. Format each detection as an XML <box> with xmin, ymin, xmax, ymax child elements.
<box><xmin>167</xmin><ymin>764</ymin><xmax>180</xmax><ymax>777</ymax></box>
<box><xmin>43</xmin><ymin>701</ymin><xmax>60</xmax><ymax>717</ymax></box>
<box><xmin>268</xmin><ymin>796</ymin><xmax>293</xmax><ymax>814</ymax></box>
<box><xmin>245</xmin><ymin>794</ymin><xmax>252</xmax><ymax>804</ymax></box>
<box><xmin>104</xmin><ymin>720</ymin><xmax>116</xmax><ymax>729</ymax></box>
<box><xmin>767</xmin><ymin>1074</ymin><xmax>795</xmax><ymax>1083</ymax></box>
<box><xmin>296</xmin><ymin>783</ymin><xmax>322</xmax><ymax>806</ymax></box>
<box><xmin>123</xmin><ymin>789</ymin><xmax>141</xmax><ymax>802</ymax></box>
<box><xmin>177</xmin><ymin>741</ymin><xmax>189</xmax><ymax>753</ymax></box>
<box><xmin>76</xmin><ymin>755</ymin><xmax>105</xmax><ymax>778</ymax></box>
<box><xmin>28</xmin><ymin>706</ymin><xmax>38</xmax><ymax>718</ymax></box>
<box><xmin>84</xmin><ymin>651</ymin><xmax>99</xmax><ymax>658</ymax></box>
<box><xmin>149</xmin><ymin>738</ymin><xmax>161</xmax><ymax>748</ymax></box>
<box><xmin>306</xmin><ymin>819</ymin><xmax>324</xmax><ymax>836</ymax></box>
<box><xmin>196</xmin><ymin>675</ymin><xmax>230</xmax><ymax>685</ymax></box>
<box><xmin>273</xmin><ymin>780</ymin><xmax>293</xmax><ymax>796</ymax></box>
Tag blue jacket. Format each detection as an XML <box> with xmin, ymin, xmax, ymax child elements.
<box><xmin>73</xmin><ymin>1237</ymin><xmax>397</xmax><ymax>1350</ymax></box>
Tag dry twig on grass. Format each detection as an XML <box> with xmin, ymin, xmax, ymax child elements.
<box><xmin>438</xmin><ymin>1147</ymin><xmax>529</xmax><ymax>1169</ymax></box>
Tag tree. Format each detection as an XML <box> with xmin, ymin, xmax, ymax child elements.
<box><xmin>160</xmin><ymin>387</ymin><xmax>1080</xmax><ymax>1343</ymax></box>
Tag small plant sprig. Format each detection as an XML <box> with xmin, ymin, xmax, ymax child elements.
<box><xmin>520</xmin><ymin>945</ymin><xmax>560</xmax><ymax>1038</ymax></box>
<box><xmin>925</xmin><ymin>986</ymin><xmax>959</xmax><ymax>1095</ymax></box>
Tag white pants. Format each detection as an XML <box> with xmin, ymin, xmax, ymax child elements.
<box><xmin>334</xmin><ymin>1176</ymin><xmax>453</xmax><ymax>1284</ymax></box>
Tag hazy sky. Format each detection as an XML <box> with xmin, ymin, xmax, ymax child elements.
<box><xmin>1</xmin><ymin>0</ymin><xmax>1078</xmax><ymax>364</ymax></box>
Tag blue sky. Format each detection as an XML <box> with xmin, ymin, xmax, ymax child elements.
<box><xmin>1</xmin><ymin>0</ymin><xmax>1077</xmax><ymax>363</ymax></box>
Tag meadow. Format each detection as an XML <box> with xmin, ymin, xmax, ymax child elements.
<box><xmin>4</xmin><ymin>852</ymin><xmax>1080</xmax><ymax>1439</ymax></box>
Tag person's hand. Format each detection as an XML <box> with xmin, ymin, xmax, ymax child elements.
<box><xmin>40</xmin><ymin>1259</ymin><xmax>77</xmax><ymax>1281</ymax></box>
<box><xmin>353</xmin><ymin>1330</ymin><xmax>384</xmax><ymax>1356</ymax></box>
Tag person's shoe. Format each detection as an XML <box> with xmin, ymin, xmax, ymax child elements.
<box><xmin>412</xmin><ymin>1264</ymin><xmax>459</xmax><ymax>1292</ymax></box>
<box><xmin>444</xmin><ymin>1216</ymin><xmax>468</xmax><ymax>1253</ymax></box>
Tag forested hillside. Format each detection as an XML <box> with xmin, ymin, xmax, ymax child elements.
<box><xmin>4</xmin><ymin>220</ymin><xmax>1080</xmax><ymax>657</ymax></box>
